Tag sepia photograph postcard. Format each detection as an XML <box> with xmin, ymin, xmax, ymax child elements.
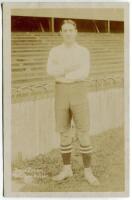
<box><xmin>2</xmin><ymin>1</ymin><xmax>129</xmax><ymax>197</ymax></box>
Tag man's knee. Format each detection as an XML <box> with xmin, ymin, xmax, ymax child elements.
<box><xmin>59</xmin><ymin>128</ymin><xmax>73</xmax><ymax>146</ymax></box>
<box><xmin>77</xmin><ymin>130</ymin><xmax>91</xmax><ymax>146</ymax></box>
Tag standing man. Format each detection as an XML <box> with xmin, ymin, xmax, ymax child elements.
<box><xmin>47</xmin><ymin>19</ymin><xmax>99</xmax><ymax>186</ymax></box>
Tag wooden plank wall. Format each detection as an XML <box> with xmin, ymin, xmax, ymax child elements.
<box><xmin>12</xmin><ymin>88</ymin><xmax>124</xmax><ymax>160</ymax></box>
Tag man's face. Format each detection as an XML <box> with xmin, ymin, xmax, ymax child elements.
<box><xmin>60</xmin><ymin>23</ymin><xmax>77</xmax><ymax>44</ymax></box>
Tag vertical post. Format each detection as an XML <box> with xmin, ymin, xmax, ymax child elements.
<box><xmin>51</xmin><ymin>17</ymin><xmax>54</xmax><ymax>33</ymax></box>
<box><xmin>108</xmin><ymin>21</ymin><xmax>110</xmax><ymax>33</ymax></box>
<box><xmin>104</xmin><ymin>21</ymin><xmax>107</xmax><ymax>33</ymax></box>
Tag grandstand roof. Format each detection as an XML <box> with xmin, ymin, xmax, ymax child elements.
<box><xmin>11</xmin><ymin>7</ymin><xmax>124</xmax><ymax>21</ymax></box>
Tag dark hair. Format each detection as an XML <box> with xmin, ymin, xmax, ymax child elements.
<box><xmin>61</xmin><ymin>19</ymin><xmax>77</xmax><ymax>30</ymax></box>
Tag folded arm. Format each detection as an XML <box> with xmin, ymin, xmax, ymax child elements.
<box><xmin>65</xmin><ymin>49</ymin><xmax>91</xmax><ymax>81</ymax></box>
<box><xmin>47</xmin><ymin>49</ymin><xmax>65</xmax><ymax>77</ymax></box>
